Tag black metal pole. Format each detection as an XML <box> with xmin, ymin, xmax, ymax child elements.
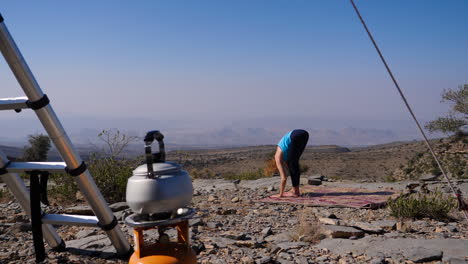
<box><xmin>30</xmin><ymin>171</ymin><xmax>46</xmax><ymax>263</ymax></box>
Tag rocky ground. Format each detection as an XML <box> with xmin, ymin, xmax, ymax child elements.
<box><xmin>0</xmin><ymin>177</ymin><xmax>467</xmax><ymax>264</ymax></box>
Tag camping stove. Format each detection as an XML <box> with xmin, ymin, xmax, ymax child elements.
<box><xmin>125</xmin><ymin>209</ymin><xmax>197</xmax><ymax>264</ymax></box>
<box><xmin>125</xmin><ymin>130</ymin><xmax>196</xmax><ymax>264</ymax></box>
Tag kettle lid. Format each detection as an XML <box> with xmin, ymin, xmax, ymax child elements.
<box><xmin>133</xmin><ymin>161</ymin><xmax>181</xmax><ymax>176</ymax></box>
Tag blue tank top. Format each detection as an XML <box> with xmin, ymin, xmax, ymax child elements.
<box><xmin>277</xmin><ymin>130</ymin><xmax>293</xmax><ymax>161</ymax></box>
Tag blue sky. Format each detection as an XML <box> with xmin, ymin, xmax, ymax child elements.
<box><xmin>1</xmin><ymin>1</ymin><xmax>467</xmax><ymax>142</ymax></box>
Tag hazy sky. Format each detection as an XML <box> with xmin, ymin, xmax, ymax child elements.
<box><xmin>1</xmin><ymin>1</ymin><xmax>467</xmax><ymax>130</ymax></box>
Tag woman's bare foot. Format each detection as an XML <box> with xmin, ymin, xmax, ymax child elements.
<box><xmin>271</xmin><ymin>192</ymin><xmax>300</xmax><ymax>198</ymax></box>
<box><xmin>284</xmin><ymin>191</ymin><xmax>300</xmax><ymax>197</ymax></box>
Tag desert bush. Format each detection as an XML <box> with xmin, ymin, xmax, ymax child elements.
<box><xmin>49</xmin><ymin>173</ymin><xmax>78</xmax><ymax>202</ymax></box>
<box><xmin>224</xmin><ymin>169</ymin><xmax>264</xmax><ymax>180</ymax></box>
<box><xmin>23</xmin><ymin>134</ymin><xmax>51</xmax><ymax>161</ymax></box>
<box><xmin>48</xmin><ymin>155</ymin><xmax>138</xmax><ymax>203</ymax></box>
<box><xmin>425</xmin><ymin>84</ymin><xmax>467</xmax><ymax>135</ymax></box>
<box><xmin>300</xmin><ymin>163</ymin><xmax>310</xmax><ymax>174</ymax></box>
<box><xmin>88</xmin><ymin>153</ymin><xmax>139</xmax><ymax>203</ymax></box>
<box><xmin>190</xmin><ymin>168</ymin><xmax>216</xmax><ymax>179</ymax></box>
<box><xmin>387</xmin><ymin>191</ymin><xmax>456</xmax><ymax>220</ymax></box>
<box><xmin>97</xmin><ymin>129</ymin><xmax>138</xmax><ymax>158</ymax></box>
<box><xmin>384</xmin><ymin>174</ymin><xmax>397</xmax><ymax>182</ymax></box>
<box><xmin>49</xmin><ymin>129</ymin><xmax>140</xmax><ymax>203</ymax></box>
<box><xmin>394</xmin><ymin>136</ymin><xmax>468</xmax><ymax>180</ymax></box>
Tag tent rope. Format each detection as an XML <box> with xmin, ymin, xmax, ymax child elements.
<box><xmin>349</xmin><ymin>0</ymin><xmax>468</xmax><ymax>221</ymax></box>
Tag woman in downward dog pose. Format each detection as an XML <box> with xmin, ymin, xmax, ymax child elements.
<box><xmin>272</xmin><ymin>129</ymin><xmax>309</xmax><ymax>198</ymax></box>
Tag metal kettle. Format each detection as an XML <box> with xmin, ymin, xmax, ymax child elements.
<box><xmin>126</xmin><ymin>130</ymin><xmax>193</xmax><ymax>215</ymax></box>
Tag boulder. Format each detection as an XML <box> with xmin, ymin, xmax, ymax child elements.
<box><xmin>309</xmin><ymin>175</ymin><xmax>324</xmax><ymax>181</ymax></box>
<box><xmin>261</xmin><ymin>227</ymin><xmax>273</xmax><ymax>236</ymax></box>
<box><xmin>308</xmin><ymin>178</ymin><xmax>322</xmax><ymax>186</ymax></box>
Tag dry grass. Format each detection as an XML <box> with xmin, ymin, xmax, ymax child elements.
<box><xmin>263</xmin><ymin>158</ymin><xmax>278</xmax><ymax>177</ymax></box>
<box><xmin>288</xmin><ymin>209</ymin><xmax>326</xmax><ymax>243</ymax></box>
<box><xmin>0</xmin><ymin>188</ymin><xmax>11</xmax><ymax>203</ymax></box>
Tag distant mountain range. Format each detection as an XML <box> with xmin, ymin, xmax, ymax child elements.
<box><xmin>163</xmin><ymin>126</ymin><xmax>401</xmax><ymax>147</ymax></box>
<box><xmin>0</xmin><ymin>115</ymin><xmax>440</xmax><ymax>154</ymax></box>
<box><xmin>0</xmin><ymin>126</ymin><xmax>417</xmax><ymax>160</ymax></box>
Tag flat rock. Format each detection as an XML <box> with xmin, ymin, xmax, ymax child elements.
<box><xmin>108</xmin><ymin>202</ymin><xmax>128</xmax><ymax>212</ymax></box>
<box><xmin>207</xmin><ymin>237</ymin><xmax>236</xmax><ymax>248</ymax></box>
<box><xmin>241</xmin><ymin>256</ymin><xmax>255</xmax><ymax>264</ymax></box>
<box><xmin>207</xmin><ymin>195</ymin><xmax>217</xmax><ymax>202</ymax></box>
<box><xmin>278</xmin><ymin>252</ymin><xmax>292</xmax><ymax>260</ymax></box>
<box><xmin>206</xmin><ymin>222</ymin><xmax>222</xmax><ymax>229</ymax></box>
<box><xmin>75</xmin><ymin>228</ymin><xmax>98</xmax><ymax>239</ymax></box>
<box><xmin>66</xmin><ymin>234</ymin><xmax>112</xmax><ymax>251</ymax></box>
<box><xmin>234</xmin><ymin>240</ymin><xmax>261</xmax><ymax>248</ymax></box>
<box><xmin>370</xmin><ymin>257</ymin><xmax>385</xmax><ymax>264</ymax></box>
<box><xmin>420</xmin><ymin>174</ymin><xmax>440</xmax><ymax>181</ymax></box>
<box><xmin>372</xmin><ymin>220</ymin><xmax>397</xmax><ymax>231</ymax></box>
<box><xmin>404</xmin><ymin>247</ymin><xmax>443</xmax><ymax>263</ymax></box>
<box><xmin>448</xmin><ymin>258</ymin><xmax>468</xmax><ymax>264</ymax></box>
<box><xmin>64</xmin><ymin>205</ymin><xmax>93</xmax><ymax>215</ymax></box>
<box><xmin>220</xmin><ymin>230</ymin><xmax>246</xmax><ymax>240</ymax></box>
<box><xmin>275</xmin><ymin>242</ymin><xmax>308</xmax><ymax>250</ymax></box>
<box><xmin>265</xmin><ymin>231</ymin><xmax>291</xmax><ymax>243</ymax></box>
<box><xmin>315</xmin><ymin>237</ymin><xmax>468</xmax><ymax>262</ymax></box>
<box><xmin>323</xmin><ymin>225</ymin><xmax>364</xmax><ymax>239</ymax></box>
<box><xmin>446</xmin><ymin>225</ymin><xmax>458</xmax><ymax>232</ymax></box>
<box><xmin>255</xmin><ymin>256</ymin><xmax>272</xmax><ymax>264</ymax></box>
<box><xmin>190</xmin><ymin>218</ymin><xmax>204</xmax><ymax>226</ymax></box>
<box><xmin>349</xmin><ymin>221</ymin><xmax>384</xmax><ymax>234</ymax></box>
<box><xmin>319</xmin><ymin>217</ymin><xmax>340</xmax><ymax>225</ymax></box>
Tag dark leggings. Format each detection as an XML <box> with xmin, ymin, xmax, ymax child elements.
<box><xmin>287</xmin><ymin>129</ymin><xmax>309</xmax><ymax>187</ymax></box>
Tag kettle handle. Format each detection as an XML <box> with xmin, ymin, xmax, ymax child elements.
<box><xmin>144</xmin><ymin>130</ymin><xmax>166</xmax><ymax>178</ymax></box>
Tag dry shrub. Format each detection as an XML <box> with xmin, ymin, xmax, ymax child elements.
<box><xmin>288</xmin><ymin>210</ymin><xmax>326</xmax><ymax>243</ymax></box>
<box><xmin>0</xmin><ymin>188</ymin><xmax>12</xmax><ymax>203</ymax></box>
<box><xmin>49</xmin><ymin>172</ymin><xmax>78</xmax><ymax>202</ymax></box>
<box><xmin>190</xmin><ymin>168</ymin><xmax>216</xmax><ymax>179</ymax></box>
<box><xmin>263</xmin><ymin>158</ymin><xmax>309</xmax><ymax>177</ymax></box>
<box><xmin>263</xmin><ymin>158</ymin><xmax>278</xmax><ymax>177</ymax></box>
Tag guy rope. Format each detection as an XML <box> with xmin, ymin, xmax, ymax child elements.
<box><xmin>349</xmin><ymin>0</ymin><xmax>468</xmax><ymax>221</ymax></box>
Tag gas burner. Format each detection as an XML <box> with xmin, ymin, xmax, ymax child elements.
<box><xmin>125</xmin><ymin>208</ymin><xmax>196</xmax><ymax>228</ymax></box>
